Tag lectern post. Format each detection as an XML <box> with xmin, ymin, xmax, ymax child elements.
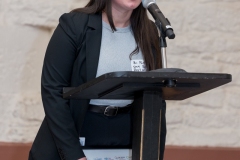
<box><xmin>132</xmin><ymin>91</ymin><xmax>165</xmax><ymax>160</ymax></box>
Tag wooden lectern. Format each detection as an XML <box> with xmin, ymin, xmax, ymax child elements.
<box><xmin>63</xmin><ymin>71</ymin><xmax>231</xmax><ymax>160</ymax></box>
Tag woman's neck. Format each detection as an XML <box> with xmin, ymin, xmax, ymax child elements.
<box><xmin>102</xmin><ymin>7</ymin><xmax>133</xmax><ymax>28</ymax></box>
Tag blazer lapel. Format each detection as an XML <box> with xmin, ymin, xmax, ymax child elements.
<box><xmin>86</xmin><ymin>13</ymin><xmax>102</xmax><ymax>81</ymax></box>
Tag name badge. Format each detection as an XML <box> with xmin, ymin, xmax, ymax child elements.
<box><xmin>131</xmin><ymin>60</ymin><xmax>146</xmax><ymax>72</ymax></box>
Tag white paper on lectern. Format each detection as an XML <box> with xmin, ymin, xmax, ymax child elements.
<box><xmin>83</xmin><ymin>149</ymin><xmax>132</xmax><ymax>160</ymax></box>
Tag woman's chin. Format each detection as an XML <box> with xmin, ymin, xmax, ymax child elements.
<box><xmin>112</xmin><ymin>0</ymin><xmax>142</xmax><ymax>12</ymax></box>
<box><xmin>125</xmin><ymin>3</ymin><xmax>141</xmax><ymax>10</ymax></box>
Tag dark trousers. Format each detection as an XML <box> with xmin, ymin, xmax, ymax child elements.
<box><xmin>80</xmin><ymin>111</ymin><xmax>133</xmax><ymax>147</ymax></box>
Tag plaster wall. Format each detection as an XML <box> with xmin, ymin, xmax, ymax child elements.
<box><xmin>0</xmin><ymin>0</ymin><xmax>239</xmax><ymax>147</ymax></box>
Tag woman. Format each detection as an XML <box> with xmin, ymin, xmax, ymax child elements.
<box><xmin>29</xmin><ymin>0</ymin><xmax>166</xmax><ymax>160</ymax></box>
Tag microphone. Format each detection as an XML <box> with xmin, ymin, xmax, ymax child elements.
<box><xmin>142</xmin><ymin>0</ymin><xmax>175</xmax><ymax>39</ymax></box>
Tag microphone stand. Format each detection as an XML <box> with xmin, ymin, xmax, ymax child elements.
<box><xmin>155</xmin><ymin>20</ymin><xmax>168</xmax><ymax>68</ymax></box>
<box><xmin>153</xmin><ymin>20</ymin><xmax>187</xmax><ymax>87</ymax></box>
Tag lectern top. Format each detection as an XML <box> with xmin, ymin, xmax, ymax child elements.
<box><xmin>63</xmin><ymin>71</ymin><xmax>231</xmax><ymax>100</ymax></box>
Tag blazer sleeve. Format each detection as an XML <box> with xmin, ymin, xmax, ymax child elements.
<box><xmin>41</xmin><ymin>12</ymin><xmax>87</xmax><ymax>159</ymax></box>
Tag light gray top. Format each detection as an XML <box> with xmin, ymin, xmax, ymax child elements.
<box><xmin>89</xmin><ymin>21</ymin><xmax>146</xmax><ymax>107</ymax></box>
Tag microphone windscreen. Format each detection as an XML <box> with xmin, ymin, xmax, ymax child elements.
<box><xmin>142</xmin><ymin>0</ymin><xmax>156</xmax><ymax>8</ymax></box>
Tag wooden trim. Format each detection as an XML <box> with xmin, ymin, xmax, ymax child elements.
<box><xmin>0</xmin><ymin>142</ymin><xmax>32</xmax><ymax>160</ymax></box>
<box><xmin>164</xmin><ymin>146</ymin><xmax>240</xmax><ymax>160</ymax></box>
<box><xmin>0</xmin><ymin>142</ymin><xmax>240</xmax><ymax>160</ymax></box>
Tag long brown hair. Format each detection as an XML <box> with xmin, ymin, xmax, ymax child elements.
<box><xmin>71</xmin><ymin>0</ymin><xmax>162</xmax><ymax>70</ymax></box>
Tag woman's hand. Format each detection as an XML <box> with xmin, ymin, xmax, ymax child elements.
<box><xmin>78</xmin><ymin>157</ymin><xmax>87</xmax><ymax>160</ymax></box>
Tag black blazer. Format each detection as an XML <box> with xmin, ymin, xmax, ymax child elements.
<box><xmin>29</xmin><ymin>12</ymin><xmax>166</xmax><ymax>160</ymax></box>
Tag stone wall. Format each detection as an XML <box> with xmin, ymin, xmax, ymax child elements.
<box><xmin>0</xmin><ymin>0</ymin><xmax>239</xmax><ymax>147</ymax></box>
